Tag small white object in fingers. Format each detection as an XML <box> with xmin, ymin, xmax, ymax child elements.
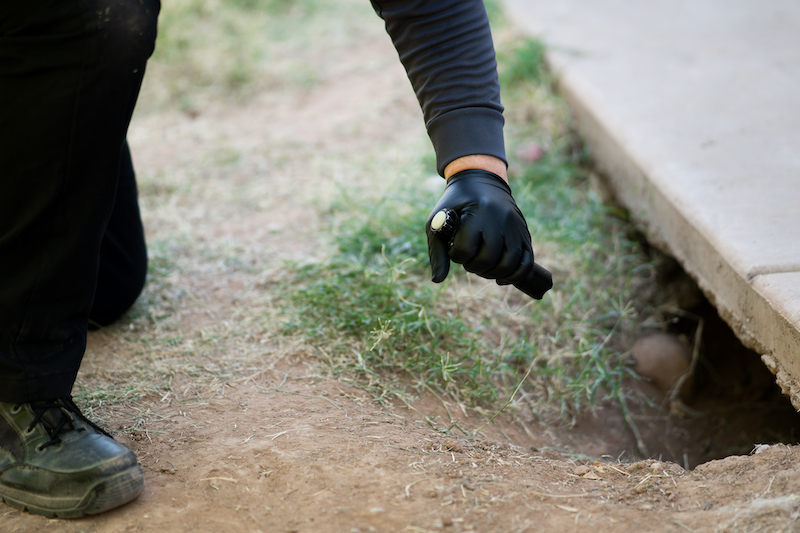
<box><xmin>431</xmin><ymin>210</ymin><xmax>447</xmax><ymax>231</ymax></box>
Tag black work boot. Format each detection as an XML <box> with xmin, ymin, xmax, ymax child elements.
<box><xmin>0</xmin><ymin>397</ymin><xmax>144</xmax><ymax>518</ymax></box>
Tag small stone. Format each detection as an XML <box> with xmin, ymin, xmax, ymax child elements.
<box><xmin>665</xmin><ymin>463</ymin><xmax>686</xmax><ymax>476</ymax></box>
<box><xmin>753</xmin><ymin>444</ymin><xmax>772</xmax><ymax>454</ymax></box>
<box><xmin>442</xmin><ymin>438</ymin><xmax>463</xmax><ymax>453</ymax></box>
<box><xmin>651</xmin><ymin>461</ymin><xmax>685</xmax><ymax>476</ymax></box>
<box><xmin>573</xmin><ymin>465</ymin><xmax>591</xmax><ymax>476</ymax></box>
<box><xmin>631</xmin><ymin>333</ymin><xmax>691</xmax><ymax>391</ymax></box>
<box><xmin>626</xmin><ymin>462</ymin><xmax>646</xmax><ymax>473</ymax></box>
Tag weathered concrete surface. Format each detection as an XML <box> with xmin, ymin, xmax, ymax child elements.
<box><xmin>503</xmin><ymin>0</ymin><xmax>800</xmax><ymax>407</ymax></box>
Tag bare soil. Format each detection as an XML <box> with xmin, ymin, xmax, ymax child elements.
<box><xmin>5</xmin><ymin>14</ymin><xmax>800</xmax><ymax>533</ymax></box>
<box><xmin>6</xmin><ymin>362</ymin><xmax>800</xmax><ymax>533</ymax></box>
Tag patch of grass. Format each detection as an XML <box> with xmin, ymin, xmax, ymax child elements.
<box><xmin>282</xmin><ymin>257</ymin><xmax>503</xmax><ymax>405</ymax></box>
<box><xmin>332</xmin><ymin>183</ymin><xmax>432</xmax><ymax>270</ymax></box>
<box><xmin>499</xmin><ymin>38</ymin><xmax>550</xmax><ymax>88</ymax></box>
<box><xmin>497</xmin><ymin>37</ymin><xmax>653</xmax><ymax>421</ymax></box>
<box><xmin>279</xmin><ymin>167</ymin><xmax>505</xmax><ymax>405</ymax></box>
<box><xmin>278</xmin><ymin>152</ymin><xmax>650</xmax><ymax>421</ymax></box>
<box><xmin>276</xmin><ymin>27</ymin><xmax>658</xmax><ymax>425</ymax></box>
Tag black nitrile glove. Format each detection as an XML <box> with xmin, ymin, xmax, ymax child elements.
<box><xmin>426</xmin><ymin>169</ymin><xmax>534</xmax><ymax>286</ymax></box>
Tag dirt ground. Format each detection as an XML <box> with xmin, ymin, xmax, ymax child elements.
<box><xmin>5</xmin><ymin>8</ymin><xmax>800</xmax><ymax>532</ymax></box>
<box><xmin>6</xmin><ymin>365</ymin><xmax>800</xmax><ymax>533</ymax></box>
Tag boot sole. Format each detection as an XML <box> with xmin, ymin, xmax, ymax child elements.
<box><xmin>0</xmin><ymin>464</ymin><xmax>145</xmax><ymax>518</ymax></box>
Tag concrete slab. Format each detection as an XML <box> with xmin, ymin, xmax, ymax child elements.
<box><xmin>503</xmin><ymin>0</ymin><xmax>800</xmax><ymax>407</ymax></box>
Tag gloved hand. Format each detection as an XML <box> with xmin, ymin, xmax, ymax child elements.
<box><xmin>426</xmin><ymin>168</ymin><xmax>534</xmax><ymax>287</ymax></box>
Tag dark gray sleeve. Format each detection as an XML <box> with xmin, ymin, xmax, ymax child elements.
<box><xmin>371</xmin><ymin>0</ymin><xmax>507</xmax><ymax>176</ymax></box>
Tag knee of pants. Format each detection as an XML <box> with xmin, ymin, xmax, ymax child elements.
<box><xmin>89</xmin><ymin>245</ymin><xmax>148</xmax><ymax>328</ymax></box>
<box><xmin>88</xmin><ymin>0</ymin><xmax>161</xmax><ymax>69</ymax></box>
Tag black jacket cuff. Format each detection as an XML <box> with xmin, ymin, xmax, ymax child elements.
<box><xmin>428</xmin><ymin>107</ymin><xmax>507</xmax><ymax>177</ymax></box>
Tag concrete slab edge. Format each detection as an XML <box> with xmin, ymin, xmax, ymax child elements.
<box><xmin>548</xmin><ymin>57</ymin><xmax>800</xmax><ymax>410</ymax></box>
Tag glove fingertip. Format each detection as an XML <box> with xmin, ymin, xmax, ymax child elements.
<box><xmin>428</xmin><ymin>241</ymin><xmax>451</xmax><ymax>283</ymax></box>
<box><xmin>432</xmin><ymin>271</ymin><xmax>448</xmax><ymax>284</ymax></box>
<box><xmin>431</xmin><ymin>256</ymin><xmax>451</xmax><ymax>283</ymax></box>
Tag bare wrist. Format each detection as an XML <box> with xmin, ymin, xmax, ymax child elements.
<box><xmin>444</xmin><ymin>155</ymin><xmax>508</xmax><ymax>183</ymax></box>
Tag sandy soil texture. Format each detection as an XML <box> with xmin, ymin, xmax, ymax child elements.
<box><xmin>5</xmin><ymin>373</ymin><xmax>800</xmax><ymax>533</ymax></box>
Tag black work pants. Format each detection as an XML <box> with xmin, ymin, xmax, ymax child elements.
<box><xmin>0</xmin><ymin>0</ymin><xmax>159</xmax><ymax>402</ymax></box>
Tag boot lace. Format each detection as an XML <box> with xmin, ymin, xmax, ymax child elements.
<box><xmin>16</xmin><ymin>397</ymin><xmax>111</xmax><ymax>451</ymax></box>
